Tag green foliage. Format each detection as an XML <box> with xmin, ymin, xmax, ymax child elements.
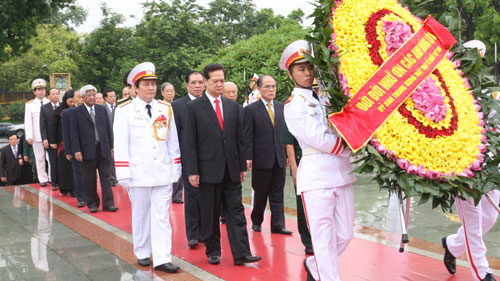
<box><xmin>0</xmin><ymin>0</ymin><xmax>82</xmax><ymax>62</ymax></box>
<box><xmin>4</xmin><ymin>101</ymin><xmax>25</xmax><ymax>121</ymax></box>
<box><xmin>0</xmin><ymin>24</ymin><xmax>80</xmax><ymax>92</ymax></box>
<box><xmin>199</xmin><ymin>23</ymin><xmax>309</xmax><ymax>103</ymax></box>
<box><xmin>73</xmin><ymin>4</ymin><xmax>137</xmax><ymax>93</ymax></box>
<box><xmin>309</xmin><ymin>0</ymin><xmax>500</xmax><ymax>211</ymax></box>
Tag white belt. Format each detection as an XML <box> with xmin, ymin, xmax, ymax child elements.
<box><xmin>302</xmin><ymin>147</ymin><xmax>326</xmax><ymax>156</ymax></box>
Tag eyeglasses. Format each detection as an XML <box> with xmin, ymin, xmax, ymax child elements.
<box><xmin>262</xmin><ymin>85</ymin><xmax>276</xmax><ymax>90</ymax></box>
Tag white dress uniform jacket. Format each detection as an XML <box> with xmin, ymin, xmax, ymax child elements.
<box><xmin>24</xmin><ymin>97</ymin><xmax>50</xmax><ymax>142</ymax></box>
<box><xmin>284</xmin><ymin>88</ymin><xmax>355</xmax><ymax>194</ymax></box>
<box><xmin>113</xmin><ymin>98</ymin><xmax>181</xmax><ymax>186</ymax></box>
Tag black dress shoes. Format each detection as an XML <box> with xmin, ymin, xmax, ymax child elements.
<box><xmin>208</xmin><ymin>256</ymin><xmax>220</xmax><ymax>265</ymax></box>
<box><xmin>252</xmin><ymin>225</ymin><xmax>262</xmax><ymax>232</ymax></box>
<box><xmin>154</xmin><ymin>262</ymin><xmax>179</xmax><ymax>273</ymax></box>
<box><xmin>103</xmin><ymin>206</ymin><xmax>119</xmax><ymax>212</ymax></box>
<box><xmin>69</xmin><ymin>191</ymin><xmax>76</xmax><ymax>197</ymax></box>
<box><xmin>305</xmin><ymin>247</ymin><xmax>314</xmax><ymax>255</ymax></box>
<box><xmin>271</xmin><ymin>228</ymin><xmax>293</xmax><ymax>235</ymax></box>
<box><xmin>188</xmin><ymin>239</ymin><xmax>198</xmax><ymax>249</ymax></box>
<box><xmin>483</xmin><ymin>273</ymin><xmax>497</xmax><ymax>281</ymax></box>
<box><xmin>89</xmin><ymin>206</ymin><xmax>98</xmax><ymax>213</ymax></box>
<box><xmin>40</xmin><ymin>182</ymin><xmax>47</xmax><ymax>187</ymax></box>
<box><xmin>173</xmin><ymin>199</ymin><xmax>183</xmax><ymax>204</ymax></box>
<box><xmin>77</xmin><ymin>201</ymin><xmax>85</xmax><ymax>208</ymax></box>
<box><xmin>442</xmin><ymin>237</ymin><xmax>456</xmax><ymax>274</ymax></box>
<box><xmin>138</xmin><ymin>258</ymin><xmax>150</xmax><ymax>266</ymax></box>
<box><xmin>234</xmin><ymin>255</ymin><xmax>262</xmax><ymax>265</ymax></box>
<box><xmin>304</xmin><ymin>259</ymin><xmax>315</xmax><ymax>281</ymax></box>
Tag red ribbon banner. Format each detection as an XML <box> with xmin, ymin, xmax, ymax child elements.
<box><xmin>329</xmin><ymin>16</ymin><xmax>457</xmax><ymax>152</ymax></box>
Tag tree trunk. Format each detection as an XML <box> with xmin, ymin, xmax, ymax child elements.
<box><xmin>457</xmin><ymin>0</ymin><xmax>475</xmax><ymax>41</ymax></box>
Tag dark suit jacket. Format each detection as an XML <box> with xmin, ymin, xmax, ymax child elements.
<box><xmin>0</xmin><ymin>144</ymin><xmax>22</xmax><ymax>184</ymax></box>
<box><xmin>243</xmin><ymin>100</ymin><xmax>286</xmax><ymax>169</ymax></box>
<box><xmin>185</xmin><ymin>93</ymin><xmax>245</xmax><ymax>184</ymax></box>
<box><xmin>70</xmin><ymin>104</ymin><xmax>113</xmax><ymax>160</ymax></box>
<box><xmin>61</xmin><ymin>107</ymin><xmax>74</xmax><ymax>155</ymax></box>
<box><xmin>172</xmin><ymin>95</ymin><xmax>192</xmax><ymax>175</ymax></box>
<box><xmin>40</xmin><ymin>102</ymin><xmax>57</xmax><ymax>142</ymax></box>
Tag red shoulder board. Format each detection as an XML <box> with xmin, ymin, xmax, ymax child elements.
<box><xmin>285</xmin><ymin>95</ymin><xmax>295</xmax><ymax>104</ymax></box>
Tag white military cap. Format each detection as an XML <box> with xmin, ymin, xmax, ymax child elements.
<box><xmin>127</xmin><ymin>62</ymin><xmax>157</xmax><ymax>86</ymax></box>
<box><xmin>80</xmin><ymin>85</ymin><xmax>97</xmax><ymax>97</ymax></box>
<box><xmin>464</xmin><ymin>40</ymin><xmax>486</xmax><ymax>57</ymax></box>
<box><xmin>279</xmin><ymin>40</ymin><xmax>311</xmax><ymax>71</ymax></box>
<box><xmin>251</xmin><ymin>73</ymin><xmax>259</xmax><ymax>81</ymax></box>
<box><xmin>31</xmin><ymin>78</ymin><xmax>47</xmax><ymax>90</ymax></box>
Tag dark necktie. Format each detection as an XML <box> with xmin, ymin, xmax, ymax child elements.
<box><xmin>40</xmin><ymin>100</ymin><xmax>43</xmax><ymax>106</ymax></box>
<box><xmin>53</xmin><ymin>104</ymin><xmax>57</xmax><ymax>110</ymax></box>
<box><xmin>146</xmin><ymin>104</ymin><xmax>152</xmax><ymax>118</ymax></box>
<box><xmin>111</xmin><ymin>104</ymin><xmax>114</xmax><ymax>114</ymax></box>
<box><xmin>90</xmin><ymin>107</ymin><xmax>100</xmax><ymax>142</ymax></box>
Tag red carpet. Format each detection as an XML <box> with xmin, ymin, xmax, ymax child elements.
<box><xmin>32</xmin><ymin>183</ymin><xmax>496</xmax><ymax>280</ymax></box>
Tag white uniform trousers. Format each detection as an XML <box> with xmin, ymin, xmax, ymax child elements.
<box><xmin>33</xmin><ymin>141</ymin><xmax>50</xmax><ymax>183</ymax></box>
<box><xmin>129</xmin><ymin>184</ymin><xmax>173</xmax><ymax>267</ymax></box>
<box><xmin>446</xmin><ymin>190</ymin><xmax>500</xmax><ymax>281</ymax></box>
<box><xmin>302</xmin><ymin>184</ymin><xmax>355</xmax><ymax>281</ymax></box>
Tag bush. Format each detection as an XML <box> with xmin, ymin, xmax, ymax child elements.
<box><xmin>4</xmin><ymin>101</ymin><xmax>25</xmax><ymax>121</ymax></box>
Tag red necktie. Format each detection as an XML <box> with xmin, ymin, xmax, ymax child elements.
<box><xmin>215</xmin><ymin>99</ymin><xmax>223</xmax><ymax>131</ymax></box>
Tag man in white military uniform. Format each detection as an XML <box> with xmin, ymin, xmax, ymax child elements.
<box><xmin>281</xmin><ymin>40</ymin><xmax>356</xmax><ymax>281</ymax></box>
<box><xmin>243</xmin><ymin>73</ymin><xmax>261</xmax><ymax>107</ymax></box>
<box><xmin>442</xmin><ymin>40</ymin><xmax>498</xmax><ymax>281</ymax></box>
<box><xmin>24</xmin><ymin>79</ymin><xmax>51</xmax><ymax>186</ymax></box>
<box><xmin>113</xmin><ymin>62</ymin><xmax>181</xmax><ymax>273</ymax></box>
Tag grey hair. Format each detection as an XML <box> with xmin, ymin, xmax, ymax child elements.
<box><xmin>224</xmin><ymin>81</ymin><xmax>237</xmax><ymax>88</ymax></box>
<box><xmin>161</xmin><ymin>82</ymin><xmax>174</xmax><ymax>92</ymax></box>
<box><xmin>80</xmin><ymin>85</ymin><xmax>97</xmax><ymax>97</ymax></box>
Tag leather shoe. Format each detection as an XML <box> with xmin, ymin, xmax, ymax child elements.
<box><xmin>89</xmin><ymin>206</ymin><xmax>98</xmax><ymax>213</ymax></box>
<box><xmin>40</xmin><ymin>182</ymin><xmax>47</xmax><ymax>187</ymax></box>
<box><xmin>137</xmin><ymin>258</ymin><xmax>150</xmax><ymax>266</ymax></box>
<box><xmin>188</xmin><ymin>239</ymin><xmax>198</xmax><ymax>249</ymax></box>
<box><xmin>305</xmin><ymin>247</ymin><xmax>314</xmax><ymax>255</ymax></box>
<box><xmin>220</xmin><ymin>216</ymin><xmax>226</xmax><ymax>224</ymax></box>
<box><xmin>154</xmin><ymin>262</ymin><xmax>179</xmax><ymax>273</ymax></box>
<box><xmin>208</xmin><ymin>256</ymin><xmax>220</xmax><ymax>265</ymax></box>
<box><xmin>103</xmin><ymin>206</ymin><xmax>119</xmax><ymax>212</ymax></box>
<box><xmin>483</xmin><ymin>273</ymin><xmax>497</xmax><ymax>281</ymax></box>
<box><xmin>234</xmin><ymin>255</ymin><xmax>262</xmax><ymax>265</ymax></box>
<box><xmin>69</xmin><ymin>191</ymin><xmax>76</xmax><ymax>197</ymax></box>
<box><xmin>304</xmin><ymin>259</ymin><xmax>315</xmax><ymax>281</ymax></box>
<box><xmin>271</xmin><ymin>228</ymin><xmax>293</xmax><ymax>235</ymax></box>
<box><xmin>252</xmin><ymin>225</ymin><xmax>261</xmax><ymax>232</ymax></box>
<box><xmin>442</xmin><ymin>237</ymin><xmax>456</xmax><ymax>274</ymax></box>
<box><xmin>77</xmin><ymin>201</ymin><xmax>85</xmax><ymax>208</ymax></box>
<box><xmin>172</xmin><ymin>199</ymin><xmax>183</xmax><ymax>204</ymax></box>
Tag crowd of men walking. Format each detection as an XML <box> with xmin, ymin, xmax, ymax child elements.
<box><xmin>1</xmin><ymin>39</ymin><xmax>498</xmax><ymax>281</ymax></box>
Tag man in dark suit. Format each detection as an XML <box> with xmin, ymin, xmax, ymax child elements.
<box><xmin>0</xmin><ymin>133</ymin><xmax>23</xmax><ymax>185</ymax></box>
<box><xmin>39</xmin><ymin>88</ymin><xmax>60</xmax><ymax>190</ymax></box>
<box><xmin>185</xmin><ymin>63</ymin><xmax>261</xmax><ymax>266</ymax></box>
<box><xmin>103</xmin><ymin>89</ymin><xmax>117</xmax><ymax>186</ymax></box>
<box><xmin>62</xmin><ymin>90</ymin><xmax>86</xmax><ymax>208</ymax></box>
<box><xmin>70</xmin><ymin>85</ymin><xmax>118</xmax><ymax>213</ymax></box>
<box><xmin>244</xmin><ymin>75</ymin><xmax>291</xmax><ymax>235</ymax></box>
<box><xmin>172</xmin><ymin>71</ymin><xmax>204</xmax><ymax>248</ymax></box>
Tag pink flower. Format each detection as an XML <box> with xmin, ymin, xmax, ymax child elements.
<box><xmin>410</xmin><ymin>77</ymin><xmax>447</xmax><ymax>122</ymax></box>
<box><xmin>462</xmin><ymin>77</ymin><xmax>471</xmax><ymax>89</ymax></box>
<box><xmin>454</xmin><ymin>60</ymin><xmax>461</xmax><ymax>68</ymax></box>
<box><xmin>397</xmin><ymin>158</ymin><xmax>409</xmax><ymax>170</ymax></box>
<box><xmin>427</xmin><ymin>170</ymin><xmax>439</xmax><ymax>180</ymax></box>
<box><xmin>481</xmin><ymin>135</ymin><xmax>487</xmax><ymax>143</ymax></box>
<box><xmin>470</xmin><ymin>160</ymin><xmax>483</xmax><ymax>170</ymax></box>
<box><xmin>406</xmin><ymin>165</ymin><xmax>417</xmax><ymax>175</ymax></box>
<box><xmin>446</xmin><ymin>52</ymin><xmax>454</xmax><ymax>59</ymax></box>
<box><xmin>477</xmin><ymin>153</ymin><xmax>484</xmax><ymax>161</ymax></box>
<box><xmin>375</xmin><ymin>144</ymin><xmax>387</xmax><ymax>154</ymax></box>
<box><xmin>478</xmin><ymin>120</ymin><xmax>485</xmax><ymax>126</ymax></box>
<box><xmin>417</xmin><ymin>166</ymin><xmax>426</xmax><ymax>177</ymax></box>
<box><xmin>478</xmin><ymin>144</ymin><xmax>487</xmax><ymax>153</ymax></box>
<box><xmin>477</xmin><ymin>112</ymin><xmax>484</xmax><ymax>120</ymax></box>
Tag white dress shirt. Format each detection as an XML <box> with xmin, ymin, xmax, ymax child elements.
<box><xmin>206</xmin><ymin>92</ymin><xmax>223</xmax><ymax>120</ymax></box>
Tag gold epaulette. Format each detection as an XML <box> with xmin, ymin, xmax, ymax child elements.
<box><xmin>26</xmin><ymin>99</ymin><xmax>34</xmax><ymax>104</ymax></box>
<box><xmin>117</xmin><ymin>96</ymin><xmax>129</xmax><ymax>103</ymax></box>
<box><xmin>285</xmin><ymin>95</ymin><xmax>295</xmax><ymax>104</ymax></box>
<box><xmin>157</xmin><ymin>99</ymin><xmax>171</xmax><ymax>106</ymax></box>
<box><xmin>118</xmin><ymin>100</ymin><xmax>132</xmax><ymax>107</ymax></box>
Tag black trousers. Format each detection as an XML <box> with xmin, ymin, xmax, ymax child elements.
<box><xmin>172</xmin><ymin>175</ymin><xmax>183</xmax><ymax>201</ymax></box>
<box><xmin>183</xmin><ymin>174</ymin><xmax>201</xmax><ymax>241</ymax></box>
<box><xmin>81</xmin><ymin>144</ymin><xmax>114</xmax><ymax>209</ymax></box>
<box><xmin>251</xmin><ymin>160</ymin><xmax>286</xmax><ymax>230</ymax></box>
<box><xmin>198</xmin><ymin>167</ymin><xmax>251</xmax><ymax>259</ymax></box>
<box><xmin>47</xmin><ymin>147</ymin><xmax>58</xmax><ymax>186</ymax></box>
<box><xmin>293</xmin><ymin>182</ymin><xmax>312</xmax><ymax>248</ymax></box>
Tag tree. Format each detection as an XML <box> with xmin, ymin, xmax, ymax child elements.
<box><xmin>0</xmin><ymin>24</ymin><xmax>80</xmax><ymax>92</ymax></box>
<box><xmin>0</xmin><ymin>0</ymin><xmax>82</xmax><ymax>62</ymax></box>
<box><xmin>199</xmin><ymin>23</ymin><xmax>309</xmax><ymax>103</ymax></box>
<box><xmin>74</xmin><ymin>4</ymin><xmax>137</xmax><ymax>93</ymax></box>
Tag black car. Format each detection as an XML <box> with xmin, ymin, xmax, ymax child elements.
<box><xmin>0</xmin><ymin>122</ymin><xmax>14</xmax><ymax>138</ymax></box>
